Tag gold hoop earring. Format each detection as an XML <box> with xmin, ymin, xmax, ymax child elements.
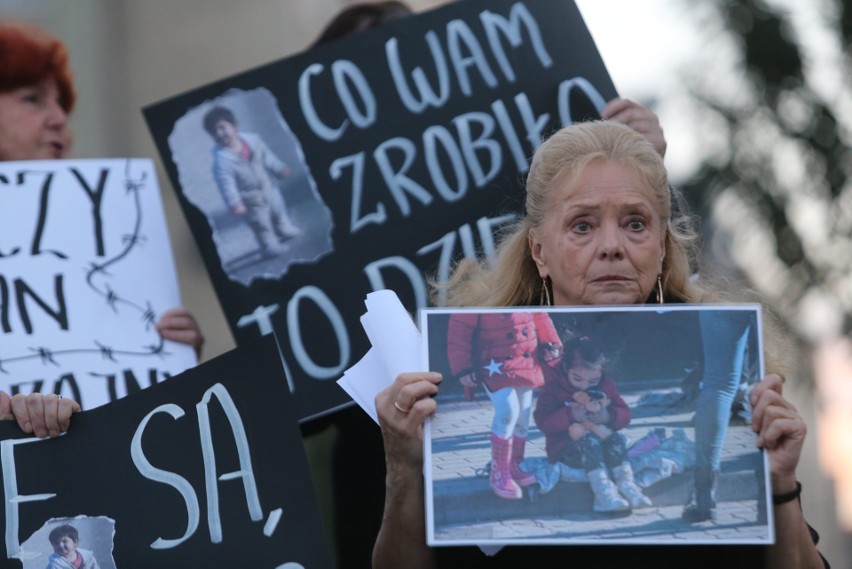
<box><xmin>656</xmin><ymin>275</ymin><xmax>664</xmax><ymax>304</ymax></box>
<box><xmin>540</xmin><ymin>276</ymin><xmax>552</xmax><ymax>306</ymax></box>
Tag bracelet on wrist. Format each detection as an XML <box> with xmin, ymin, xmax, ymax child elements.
<box><xmin>772</xmin><ymin>480</ymin><xmax>802</xmax><ymax>505</ymax></box>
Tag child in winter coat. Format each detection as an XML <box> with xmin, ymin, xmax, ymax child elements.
<box><xmin>534</xmin><ymin>336</ymin><xmax>651</xmax><ymax>512</ymax></box>
<box><xmin>447</xmin><ymin>311</ymin><xmax>561</xmax><ymax>499</ymax></box>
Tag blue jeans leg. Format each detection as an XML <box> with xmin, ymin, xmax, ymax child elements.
<box><xmin>694</xmin><ymin>311</ymin><xmax>752</xmax><ymax>472</ymax></box>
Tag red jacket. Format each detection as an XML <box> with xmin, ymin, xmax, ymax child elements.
<box><xmin>534</xmin><ymin>366</ymin><xmax>631</xmax><ymax>462</ymax></box>
<box><xmin>446</xmin><ymin>312</ymin><xmax>561</xmax><ymax>392</ymax></box>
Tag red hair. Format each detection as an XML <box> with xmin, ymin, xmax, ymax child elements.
<box><xmin>0</xmin><ymin>21</ymin><xmax>75</xmax><ymax>113</ymax></box>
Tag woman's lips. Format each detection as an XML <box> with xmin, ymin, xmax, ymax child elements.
<box><xmin>591</xmin><ymin>275</ymin><xmax>630</xmax><ymax>283</ymax></box>
<box><xmin>48</xmin><ymin>140</ymin><xmax>66</xmax><ymax>158</ymax></box>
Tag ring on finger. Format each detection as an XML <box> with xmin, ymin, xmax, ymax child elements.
<box><xmin>394</xmin><ymin>400</ymin><xmax>411</xmax><ymax>414</ymax></box>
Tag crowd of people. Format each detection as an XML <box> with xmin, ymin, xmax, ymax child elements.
<box><xmin>0</xmin><ymin>2</ymin><xmax>833</xmax><ymax>569</ymax></box>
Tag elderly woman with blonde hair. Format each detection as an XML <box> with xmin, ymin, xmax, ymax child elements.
<box><xmin>373</xmin><ymin>120</ymin><xmax>828</xmax><ymax>568</ymax></box>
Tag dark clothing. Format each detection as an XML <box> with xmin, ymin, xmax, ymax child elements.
<box><xmin>434</xmin><ymin>543</ymin><xmax>768</xmax><ymax>567</ymax></box>
<box><xmin>331</xmin><ymin>406</ymin><xmax>386</xmax><ymax>569</ymax></box>
<box><xmin>301</xmin><ymin>406</ymin><xmax>386</xmax><ymax>569</ymax></box>
<box><xmin>558</xmin><ymin>430</ymin><xmax>629</xmax><ymax>471</ymax></box>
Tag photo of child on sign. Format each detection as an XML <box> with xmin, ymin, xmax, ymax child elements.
<box><xmin>166</xmin><ymin>87</ymin><xmax>334</xmax><ymax>286</ymax></box>
<box><xmin>19</xmin><ymin>516</ymin><xmax>115</xmax><ymax>569</ymax></box>
<box><xmin>421</xmin><ymin>305</ymin><xmax>770</xmax><ymax>547</ymax></box>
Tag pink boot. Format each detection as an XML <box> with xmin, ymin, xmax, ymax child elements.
<box><xmin>490</xmin><ymin>434</ymin><xmax>522</xmax><ymax>499</ymax></box>
<box><xmin>509</xmin><ymin>436</ymin><xmax>537</xmax><ymax>487</ymax></box>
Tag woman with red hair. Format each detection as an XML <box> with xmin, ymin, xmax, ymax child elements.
<box><xmin>0</xmin><ymin>21</ymin><xmax>75</xmax><ymax>161</ymax></box>
<box><xmin>0</xmin><ymin>21</ymin><xmax>81</xmax><ymax>434</ymax></box>
<box><xmin>0</xmin><ymin>21</ymin><xmax>205</xmax><ymax>422</ymax></box>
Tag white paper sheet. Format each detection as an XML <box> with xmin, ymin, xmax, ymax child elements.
<box><xmin>337</xmin><ymin>290</ymin><xmax>422</xmax><ymax>424</ymax></box>
<box><xmin>338</xmin><ymin>291</ymin><xmax>503</xmax><ymax>556</ymax></box>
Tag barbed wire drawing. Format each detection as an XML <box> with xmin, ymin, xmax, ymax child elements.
<box><xmin>0</xmin><ymin>159</ymin><xmax>173</xmax><ymax>375</ymax></box>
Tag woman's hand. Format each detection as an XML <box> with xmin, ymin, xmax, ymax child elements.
<box><xmin>753</xmin><ymin>377</ymin><xmax>827</xmax><ymax>568</ymax></box>
<box><xmin>373</xmin><ymin>373</ymin><xmax>442</xmax><ymax>568</ymax></box>
<box><xmin>602</xmin><ymin>98</ymin><xmax>667</xmax><ymax>158</ymax></box>
<box><xmin>375</xmin><ymin>372</ymin><xmax>442</xmax><ymax>471</ymax></box>
<box><xmin>750</xmin><ymin>373</ymin><xmax>804</xmax><ymax>493</ymax></box>
<box><xmin>156</xmin><ymin>307</ymin><xmax>205</xmax><ymax>359</ymax></box>
<box><xmin>0</xmin><ymin>392</ymin><xmax>81</xmax><ymax>438</ymax></box>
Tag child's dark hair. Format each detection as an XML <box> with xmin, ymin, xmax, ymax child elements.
<box><xmin>562</xmin><ymin>335</ymin><xmax>607</xmax><ymax>369</ymax></box>
<box><xmin>48</xmin><ymin>524</ymin><xmax>78</xmax><ymax>545</ymax></box>
<box><xmin>202</xmin><ymin>105</ymin><xmax>237</xmax><ymax>137</ymax></box>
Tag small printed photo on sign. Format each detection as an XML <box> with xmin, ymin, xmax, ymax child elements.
<box><xmin>0</xmin><ymin>336</ymin><xmax>333</xmax><ymax>567</ymax></box>
<box><xmin>421</xmin><ymin>304</ymin><xmax>772</xmax><ymax>546</ymax></box>
<box><xmin>21</xmin><ymin>515</ymin><xmax>116</xmax><ymax>569</ymax></box>
<box><xmin>167</xmin><ymin>87</ymin><xmax>334</xmax><ymax>286</ymax></box>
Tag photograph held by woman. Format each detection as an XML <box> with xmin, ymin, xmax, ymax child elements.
<box><xmin>374</xmin><ymin>121</ymin><xmax>828</xmax><ymax>568</ymax></box>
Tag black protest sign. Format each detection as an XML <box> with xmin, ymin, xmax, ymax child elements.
<box><xmin>0</xmin><ymin>336</ymin><xmax>333</xmax><ymax>568</ymax></box>
<box><xmin>144</xmin><ymin>0</ymin><xmax>617</xmax><ymax>421</ymax></box>
<box><xmin>0</xmin><ymin>159</ymin><xmax>196</xmax><ymax>410</ymax></box>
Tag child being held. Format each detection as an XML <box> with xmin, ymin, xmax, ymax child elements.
<box><xmin>534</xmin><ymin>335</ymin><xmax>651</xmax><ymax>512</ymax></box>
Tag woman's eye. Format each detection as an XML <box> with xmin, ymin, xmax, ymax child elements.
<box><xmin>20</xmin><ymin>91</ymin><xmax>42</xmax><ymax>105</ymax></box>
<box><xmin>571</xmin><ymin>221</ymin><xmax>592</xmax><ymax>233</ymax></box>
<box><xmin>626</xmin><ymin>218</ymin><xmax>646</xmax><ymax>231</ymax></box>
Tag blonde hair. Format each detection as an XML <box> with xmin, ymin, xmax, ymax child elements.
<box><xmin>438</xmin><ymin>121</ymin><xmax>699</xmax><ymax>307</ymax></box>
<box><xmin>434</xmin><ymin>120</ymin><xmax>792</xmax><ymax>375</ymax></box>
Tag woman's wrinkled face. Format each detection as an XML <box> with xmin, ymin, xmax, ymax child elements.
<box><xmin>530</xmin><ymin>160</ymin><xmax>666</xmax><ymax>306</ymax></box>
<box><xmin>0</xmin><ymin>76</ymin><xmax>69</xmax><ymax>161</ymax></box>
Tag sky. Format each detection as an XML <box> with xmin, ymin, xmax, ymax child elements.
<box><xmin>574</xmin><ymin>0</ymin><xmax>703</xmax><ymax>181</ymax></box>
<box><xmin>574</xmin><ymin>0</ymin><xmax>849</xmax><ymax>183</ymax></box>
<box><xmin>575</xmin><ymin>0</ymin><xmax>699</xmax><ymax>99</ymax></box>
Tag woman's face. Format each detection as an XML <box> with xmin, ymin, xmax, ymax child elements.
<box><xmin>0</xmin><ymin>76</ymin><xmax>69</xmax><ymax>161</ymax></box>
<box><xmin>530</xmin><ymin>159</ymin><xmax>666</xmax><ymax>306</ymax></box>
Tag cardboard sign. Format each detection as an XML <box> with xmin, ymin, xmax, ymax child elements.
<box><xmin>421</xmin><ymin>305</ymin><xmax>772</xmax><ymax>546</ymax></box>
<box><xmin>0</xmin><ymin>336</ymin><xmax>333</xmax><ymax>568</ymax></box>
<box><xmin>144</xmin><ymin>0</ymin><xmax>617</xmax><ymax>420</ymax></box>
<box><xmin>0</xmin><ymin>159</ymin><xmax>196</xmax><ymax>410</ymax></box>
